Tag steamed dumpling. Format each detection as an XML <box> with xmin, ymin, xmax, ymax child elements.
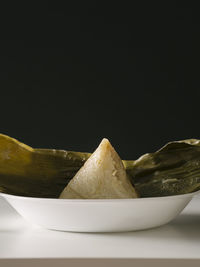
<box><xmin>59</xmin><ymin>138</ymin><xmax>138</xmax><ymax>199</ymax></box>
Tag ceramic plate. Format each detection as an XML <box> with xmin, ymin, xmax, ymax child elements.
<box><xmin>0</xmin><ymin>191</ymin><xmax>199</xmax><ymax>232</ymax></box>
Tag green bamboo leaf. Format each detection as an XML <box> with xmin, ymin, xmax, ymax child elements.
<box><xmin>124</xmin><ymin>139</ymin><xmax>200</xmax><ymax>197</ymax></box>
<box><xmin>0</xmin><ymin>134</ymin><xmax>90</xmax><ymax>197</ymax></box>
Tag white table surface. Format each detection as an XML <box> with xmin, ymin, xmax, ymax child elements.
<box><xmin>0</xmin><ymin>195</ymin><xmax>200</xmax><ymax>267</ymax></box>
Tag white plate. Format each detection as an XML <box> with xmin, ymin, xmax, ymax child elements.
<box><xmin>0</xmin><ymin>191</ymin><xmax>199</xmax><ymax>232</ymax></box>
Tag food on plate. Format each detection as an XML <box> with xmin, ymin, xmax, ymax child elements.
<box><xmin>0</xmin><ymin>133</ymin><xmax>200</xmax><ymax>198</ymax></box>
<box><xmin>59</xmin><ymin>138</ymin><xmax>138</xmax><ymax>199</ymax></box>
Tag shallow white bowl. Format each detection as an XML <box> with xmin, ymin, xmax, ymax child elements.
<box><xmin>0</xmin><ymin>191</ymin><xmax>199</xmax><ymax>232</ymax></box>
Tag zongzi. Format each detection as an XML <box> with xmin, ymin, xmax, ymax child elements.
<box><xmin>59</xmin><ymin>138</ymin><xmax>138</xmax><ymax>199</ymax></box>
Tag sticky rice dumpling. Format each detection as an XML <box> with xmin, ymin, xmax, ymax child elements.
<box><xmin>59</xmin><ymin>138</ymin><xmax>138</xmax><ymax>199</ymax></box>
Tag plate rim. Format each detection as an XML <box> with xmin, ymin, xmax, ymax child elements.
<box><xmin>0</xmin><ymin>190</ymin><xmax>199</xmax><ymax>203</ymax></box>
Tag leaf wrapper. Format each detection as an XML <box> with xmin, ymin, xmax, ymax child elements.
<box><xmin>0</xmin><ymin>134</ymin><xmax>90</xmax><ymax>197</ymax></box>
<box><xmin>124</xmin><ymin>139</ymin><xmax>200</xmax><ymax>197</ymax></box>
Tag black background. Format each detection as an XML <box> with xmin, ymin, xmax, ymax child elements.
<box><xmin>0</xmin><ymin>2</ymin><xmax>200</xmax><ymax>159</ymax></box>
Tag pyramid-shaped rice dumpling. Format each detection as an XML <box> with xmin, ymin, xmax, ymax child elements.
<box><xmin>59</xmin><ymin>138</ymin><xmax>138</xmax><ymax>199</ymax></box>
